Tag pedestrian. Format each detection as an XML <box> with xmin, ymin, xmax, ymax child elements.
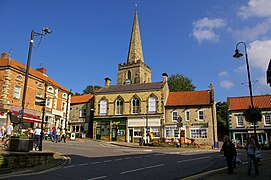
<box><xmin>33</xmin><ymin>125</ymin><xmax>41</xmax><ymax>150</ymax></box>
<box><xmin>220</xmin><ymin>135</ymin><xmax>237</xmax><ymax>174</ymax></box>
<box><xmin>5</xmin><ymin>123</ymin><xmax>13</xmax><ymax>138</ymax></box>
<box><xmin>55</xmin><ymin>128</ymin><xmax>61</xmax><ymax>143</ymax></box>
<box><xmin>1</xmin><ymin>123</ymin><xmax>6</xmax><ymax>143</ymax></box>
<box><xmin>27</xmin><ymin>128</ymin><xmax>34</xmax><ymax>138</ymax></box>
<box><xmin>245</xmin><ymin>137</ymin><xmax>259</xmax><ymax>176</ymax></box>
<box><xmin>61</xmin><ymin>129</ymin><xmax>66</xmax><ymax>143</ymax></box>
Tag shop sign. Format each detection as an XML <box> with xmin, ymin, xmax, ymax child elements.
<box><xmin>52</xmin><ymin>109</ymin><xmax>63</xmax><ymax>117</ymax></box>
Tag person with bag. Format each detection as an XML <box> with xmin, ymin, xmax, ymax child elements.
<box><xmin>245</xmin><ymin>137</ymin><xmax>259</xmax><ymax>176</ymax></box>
<box><xmin>220</xmin><ymin>135</ymin><xmax>237</xmax><ymax>174</ymax></box>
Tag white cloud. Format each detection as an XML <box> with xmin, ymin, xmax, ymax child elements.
<box><xmin>238</xmin><ymin>0</ymin><xmax>271</xmax><ymax>19</ymax></box>
<box><xmin>192</xmin><ymin>17</ymin><xmax>225</xmax><ymax>43</ymax></box>
<box><xmin>220</xmin><ymin>80</ymin><xmax>234</xmax><ymax>89</ymax></box>
<box><xmin>218</xmin><ymin>71</ymin><xmax>229</xmax><ymax>77</ymax></box>
<box><xmin>248</xmin><ymin>40</ymin><xmax>271</xmax><ymax>71</ymax></box>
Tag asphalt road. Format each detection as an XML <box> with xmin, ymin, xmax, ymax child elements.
<box><xmin>3</xmin><ymin>140</ymin><xmax>238</xmax><ymax>180</ymax></box>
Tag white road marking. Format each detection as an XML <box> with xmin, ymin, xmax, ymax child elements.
<box><xmin>87</xmin><ymin>176</ymin><xmax>107</xmax><ymax>180</ymax></box>
<box><xmin>134</xmin><ymin>156</ymin><xmax>142</xmax><ymax>159</ymax></box>
<box><xmin>63</xmin><ymin>165</ymin><xmax>75</xmax><ymax>168</ymax></box>
<box><xmin>104</xmin><ymin>160</ymin><xmax>112</xmax><ymax>163</ymax></box>
<box><xmin>177</xmin><ymin>156</ymin><xmax>210</xmax><ymax>163</ymax></box>
<box><xmin>79</xmin><ymin>163</ymin><xmax>89</xmax><ymax>166</ymax></box>
<box><xmin>120</xmin><ymin>164</ymin><xmax>164</xmax><ymax>174</ymax></box>
<box><xmin>124</xmin><ymin>157</ymin><xmax>133</xmax><ymax>160</ymax></box>
<box><xmin>91</xmin><ymin>161</ymin><xmax>101</xmax><ymax>165</ymax></box>
<box><xmin>114</xmin><ymin>158</ymin><xmax>123</xmax><ymax>161</ymax></box>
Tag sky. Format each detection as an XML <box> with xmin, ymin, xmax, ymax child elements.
<box><xmin>0</xmin><ymin>0</ymin><xmax>271</xmax><ymax>102</ymax></box>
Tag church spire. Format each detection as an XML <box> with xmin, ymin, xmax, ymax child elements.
<box><xmin>127</xmin><ymin>10</ymin><xmax>144</xmax><ymax>64</ymax></box>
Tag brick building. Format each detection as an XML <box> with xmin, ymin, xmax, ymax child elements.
<box><xmin>0</xmin><ymin>52</ymin><xmax>71</xmax><ymax>131</ymax></box>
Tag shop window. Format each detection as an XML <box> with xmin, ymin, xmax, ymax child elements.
<box><xmin>150</xmin><ymin>127</ymin><xmax>160</xmax><ymax>138</ymax></box>
<box><xmin>134</xmin><ymin>128</ymin><xmax>143</xmax><ymax>137</ymax></box>
<box><xmin>191</xmin><ymin>128</ymin><xmax>207</xmax><ymax>139</ymax></box>
<box><xmin>165</xmin><ymin>126</ymin><xmax>179</xmax><ymax>139</ymax></box>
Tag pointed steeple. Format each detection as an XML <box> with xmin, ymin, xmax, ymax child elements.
<box><xmin>127</xmin><ymin>10</ymin><xmax>144</xmax><ymax>64</ymax></box>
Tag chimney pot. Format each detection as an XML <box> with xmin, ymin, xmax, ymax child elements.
<box><xmin>105</xmin><ymin>77</ymin><xmax>111</xmax><ymax>86</ymax></box>
<box><xmin>1</xmin><ymin>53</ymin><xmax>9</xmax><ymax>60</ymax></box>
<box><xmin>162</xmin><ymin>73</ymin><xmax>168</xmax><ymax>83</ymax></box>
<box><xmin>36</xmin><ymin>67</ymin><xmax>47</xmax><ymax>74</ymax></box>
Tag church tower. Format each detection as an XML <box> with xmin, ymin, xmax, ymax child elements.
<box><xmin>117</xmin><ymin>10</ymin><xmax>152</xmax><ymax>85</ymax></box>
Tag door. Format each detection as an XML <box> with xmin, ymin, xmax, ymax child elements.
<box><xmin>96</xmin><ymin>127</ymin><xmax>101</xmax><ymax>140</ymax></box>
<box><xmin>112</xmin><ymin>126</ymin><xmax>117</xmax><ymax>141</ymax></box>
<box><xmin>129</xmin><ymin>128</ymin><xmax>133</xmax><ymax>143</ymax></box>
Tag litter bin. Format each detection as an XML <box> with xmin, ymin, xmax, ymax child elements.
<box><xmin>71</xmin><ymin>133</ymin><xmax>76</xmax><ymax>141</ymax></box>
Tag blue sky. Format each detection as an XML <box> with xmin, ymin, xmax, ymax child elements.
<box><xmin>0</xmin><ymin>0</ymin><xmax>270</xmax><ymax>102</ymax></box>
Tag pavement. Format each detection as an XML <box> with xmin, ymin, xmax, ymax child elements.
<box><xmin>1</xmin><ymin>139</ymin><xmax>271</xmax><ymax>180</ymax></box>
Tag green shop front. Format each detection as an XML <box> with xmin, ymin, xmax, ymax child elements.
<box><xmin>94</xmin><ymin>118</ymin><xmax>127</xmax><ymax>142</ymax></box>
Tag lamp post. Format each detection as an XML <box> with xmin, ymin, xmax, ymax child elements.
<box><xmin>20</xmin><ymin>28</ymin><xmax>52</xmax><ymax>126</ymax></box>
<box><xmin>233</xmin><ymin>41</ymin><xmax>257</xmax><ymax>143</ymax></box>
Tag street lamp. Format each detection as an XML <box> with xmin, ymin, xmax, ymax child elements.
<box><xmin>20</xmin><ymin>27</ymin><xmax>52</xmax><ymax>126</ymax></box>
<box><xmin>233</xmin><ymin>41</ymin><xmax>257</xmax><ymax>143</ymax></box>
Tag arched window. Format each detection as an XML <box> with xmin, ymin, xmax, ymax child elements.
<box><xmin>15</xmin><ymin>75</ymin><xmax>23</xmax><ymax>81</ymax></box>
<box><xmin>132</xmin><ymin>97</ymin><xmax>140</xmax><ymax>114</ymax></box>
<box><xmin>148</xmin><ymin>96</ymin><xmax>157</xmax><ymax>113</ymax></box>
<box><xmin>115</xmin><ymin>98</ymin><xmax>123</xmax><ymax>115</ymax></box>
<box><xmin>100</xmin><ymin>99</ymin><xmax>107</xmax><ymax>115</ymax></box>
<box><xmin>128</xmin><ymin>70</ymin><xmax>131</xmax><ymax>80</ymax></box>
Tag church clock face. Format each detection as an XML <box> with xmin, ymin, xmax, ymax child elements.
<box><xmin>125</xmin><ymin>79</ymin><xmax>132</xmax><ymax>85</ymax></box>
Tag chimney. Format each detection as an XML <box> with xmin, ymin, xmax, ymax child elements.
<box><xmin>36</xmin><ymin>67</ymin><xmax>47</xmax><ymax>74</ymax></box>
<box><xmin>105</xmin><ymin>77</ymin><xmax>111</xmax><ymax>86</ymax></box>
<box><xmin>1</xmin><ymin>52</ymin><xmax>9</xmax><ymax>60</ymax></box>
<box><xmin>162</xmin><ymin>73</ymin><xmax>168</xmax><ymax>83</ymax></box>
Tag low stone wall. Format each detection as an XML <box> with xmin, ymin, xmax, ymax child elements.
<box><xmin>0</xmin><ymin>151</ymin><xmax>55</xmax><ymax>169</ymax></box>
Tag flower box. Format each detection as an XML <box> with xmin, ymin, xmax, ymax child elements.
<box><xmin>8</xmin><ymin>137</ymin><xmax>34</xmax><ymax>152</ymax></box>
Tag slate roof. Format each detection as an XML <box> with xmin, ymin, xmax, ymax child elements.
<box><xmin>0</xmin><ymin>54</ymin><xmax>69</xmax><ymax>92</ymax></box>
<box><xmin>228</xmin><ymin>95</ymin><xmax>271</xmax><ymax>111</ymax></box>
<box><xmin>165</xmin><ymin>90</ymin><xmax>211</xmax><ymax>107</ymax></box>
<box><xmin>96</xmin><ymin>82</ymin><xmax>164</xmax><ymax>94</ymax></box>
<box><xmin>71</xmin><ymin>94</ymin><xmax>94</xmax><ymax>104</ymax></box>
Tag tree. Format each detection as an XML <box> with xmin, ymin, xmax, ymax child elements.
<box><xmin>216</xmin><ymin>102</ymin><xmax>229</xmax><ymax>141</ymax></box>
<box><xmin>83</xmin><ymin>85</ymin><xmax>102</xmax><ymax>94</ymax></box>
<box><xmin>168</xmin><ymin>73</ymin><xmax>196</xmax><ymax>92</ymax></box>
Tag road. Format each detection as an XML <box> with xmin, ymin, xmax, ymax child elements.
<box><xmin>3</xmin><ymin>140</ymin><xmax>246</xmax><ymax>180</ymax></box>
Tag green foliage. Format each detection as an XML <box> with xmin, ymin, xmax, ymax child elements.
<box><xmin>83</xmin><ymin>85</ymin><xmax>102</xmax><ymax>94</ymax></box>
<box><xmin>168</xmin><ymin>73</ymin><xmax>196</xmax><ymax>92</ymax></box>
<box><xmin>216</xmin><ymin>102</ymin><xmax>229</xmax><ymax>140</ymax></box>
<box><xmin>243</xmin><ymin>107</ymin><xmax>262</xmax><ymax>123</ymax></box>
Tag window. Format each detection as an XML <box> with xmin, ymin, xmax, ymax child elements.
<box><xmin>264</xmin><ymin>115</ymin><xmax>271</xmax><ymax>126</ymax></box>
<box><xmin>132</xmin><ymin>97</ymin><xmax>140</xmax><ymax>114</ymax></box>
<box><xmin>134</xmin><ymin>128</ymin><xmax>143</xmax><ymax>137</ymax></box>
<box><xmin>15</xmin><ymin>75</ymin><xmax>23</xmax><ymax>81</ymax></box>
<box><xmin>62</xmin><ymin>93</ymin><xmax>67</xmax><ymax>99</ymax></box>
<box><xmin>165</xmin><ymin>126</ymin><xmax>179</xmax><ymax>139</ymax></box>
<box><xmin>47</xmin><ymin>86</ymin><xmax>54</xmax><ymax>93</ymax></box>
<box><xmin>46</xmin><ymin>97</ymin><xmax>53</xmax><ymax>108</ymax></box>
<box><xmin>13</xmin><ymin>86</ymin><xmax>21</xmax><ymax>99</ymax></box>
<box><xmin>198</xmin><ymin>110</ymin><xmax>204</xmax><ymax>120</ymax></box>
<box><xmin>236</xmin><ymin>116</ymin><xmax>244</xmax><ymax>127</ymax></box>
<box><xmin>100</xmin><ymin>100</ymin><xmax>107</xmax><ymax>115</ymax></box>
<box><xmin>37</xmin><ymin>83</ymin><xmax>43</xmax><ymax>89</ymax></box>
<box><xmin>150</xmin><ymin>127</ymin><xmax>160</xmax><ymax>138</ymax></box>
<box><xmin>191</xmin><ymin>129</ymin><xmax>207</xmax><ymax>139</ymax></box>
<box><xmin>185</xmin><ymin>111</ymin><xmax>190</xmax><ymax>121</ymax></box>
<box><xmin>61</xmin><ymin>101</ymin><xmax>67</xmax><ymax>112</ymax></box>
<box><xmin>80</xmin><ymin>108</ymin><xmax>87</xmax><ymax>117</ymax></box>
<box><xmin>115</xmin><ymin>98</ymin><xmax>123</xmax><ymax>115</ymax></box>
<box><xmin>172</xmin><ymin>111</ymin><xmax>178</xmax><ymax>121</ymax></box>
<box><xmin>148</xmin><ymin>96</ymin><xmax>157</xmax><ymax>113</ymax></box>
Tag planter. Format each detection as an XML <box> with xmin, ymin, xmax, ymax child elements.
<box><xmin>8</xmin><ymin>137</ymin><xmax>34</xmax><ymax>152</ymax></box>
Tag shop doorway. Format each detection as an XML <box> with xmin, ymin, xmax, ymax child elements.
<box><xmin>129</xmin><ymin>128</ymin><xmax>133</xmax><ymax>143</ymax></box>
<box><xmin>112</xmin><ymin>126</ymin><xmax>117</xmax><ymax>141</ymax></box>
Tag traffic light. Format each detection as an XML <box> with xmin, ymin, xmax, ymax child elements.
<box><xmin>267</xmin><ymin>59</ymin><xmax>271</xmax><ymax>86</ymax></box>
<box><xmin>35</xmin><ymin>96</ymin><xmax>46</xmax><ymax>106</ymax></box>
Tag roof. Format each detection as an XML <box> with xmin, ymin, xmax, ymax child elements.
<box><xmin>96</xmin><ymin>82</ymin><xmax>164</xmax><ymax>94</ymax></box>
<box><xmin>228</xmin><ymin>95</ymin><xmax>271</xmax><ymax>111</ymax></box>
<box><xmin>165</xmin><ymin>90</ymin><xmax>211</xmax><ymax>107</ymax></box>
<box><xmin>0</xmin><ymin>54</ymin><xmax>69</xmax><ymax>92</ymax></box>
<box><xmin>71</xmin><ymin>94</ymin><xmax>94</xmax><ymax>104</ymax></box>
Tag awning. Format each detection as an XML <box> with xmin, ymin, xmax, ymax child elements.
<box><xmin>12</xmin><ymin>111</ymin><xmax>44</xmax><ymax>124</ymax></box>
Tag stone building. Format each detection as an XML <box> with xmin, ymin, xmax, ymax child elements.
<box><xmin>70</xmin><ymin>94</ymin><xmax>94</xmax><ymax>138</ymax></box>
<box><xmin>228</xmin><ymin>95</ymin><xmax>271</xmax><ymax>148</ymax></box>
<box><xmin>164</xmin><ymin>85</ymin><xmax>218</xmax><ymax>147</ymax></box>
<box><xmin>0</xmin><ymin>52</ymin><xmax>71</xmax><ymax>131</ymax></box>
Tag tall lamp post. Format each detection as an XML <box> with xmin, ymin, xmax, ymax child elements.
<box><xmin>233</xmin><ymin>41</ymin><xmax>257</xmax><ymax>143</ymax></box>
<box><xmin>20</xmin><ymin>27</ymin><xmax>52</xmax><ymax>126</ymax></box>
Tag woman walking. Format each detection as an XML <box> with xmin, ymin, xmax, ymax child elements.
<box><xmin>220</xmin><ymin>136</ymin><xmax>237</xmax><ymax>174</ymax></box>
<box><xmin>246</xmin><ymin>137</ymin><xmax>259</xmax><ymax>176</ymax></box>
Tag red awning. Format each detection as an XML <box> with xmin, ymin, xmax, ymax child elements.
<box><xmin>12</xmin><ymin>111</ymin><xmax>44</xmax><ymax>124</ymax></box>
